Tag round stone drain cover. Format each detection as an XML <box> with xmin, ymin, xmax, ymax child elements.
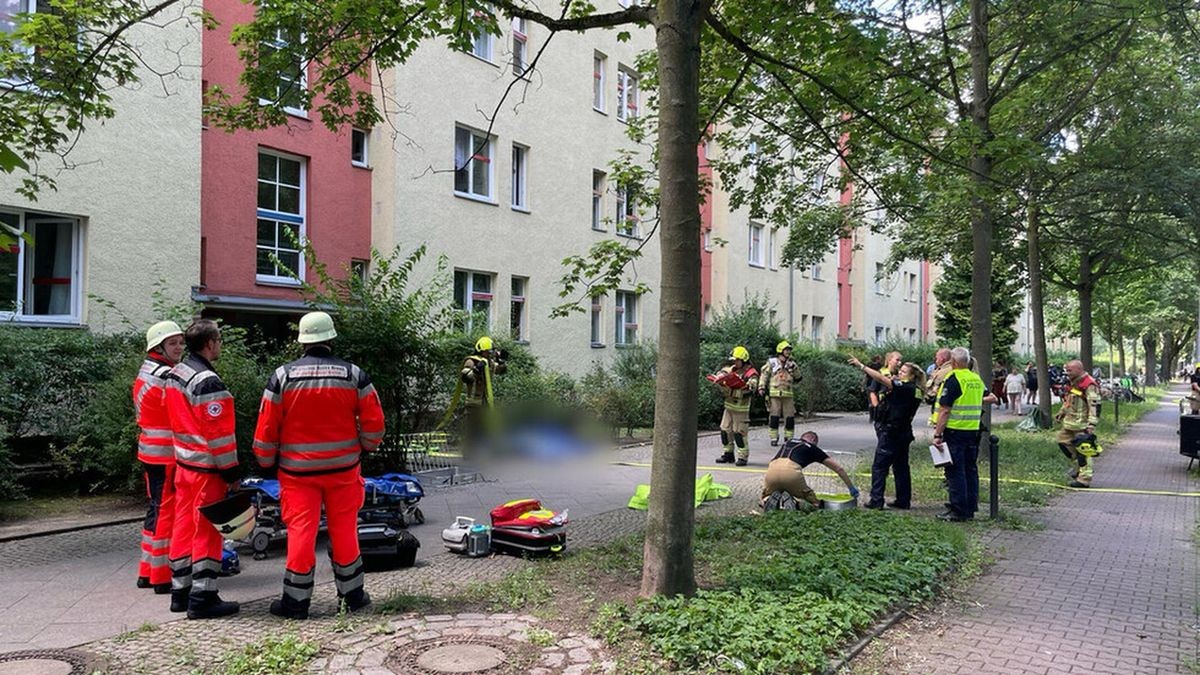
<box><xmin>0</xmin><ymin>650</ymin><xmax>99</xmax><ymax>675</ymax></box>
<box><xmin>416</xmin><ymin>644</ymin><xmax>506</xmax><ymax>673</ymax></box>
<box><xmin>390</xmin><ymin>636</ymin><xmax>532</xmax><ymax>675</ymax></box>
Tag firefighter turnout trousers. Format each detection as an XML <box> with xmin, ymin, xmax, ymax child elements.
<box><xmin>140</xmin><ymin>463</ymin><xmax>176</xmax><ymax>586</ymax></box>
<box><xmin>168</xmin><ymin>466</ymin><xmax>228</xmax><ymax>596</ymax></box>
<box><xmin>277</xmin><ymin>468</ymin><xmax>366</xmax><ymax>612</ymax></box>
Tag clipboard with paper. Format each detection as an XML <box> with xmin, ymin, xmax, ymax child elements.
<box><xmin>929</xmin><ymin>442</ymin><xmax>953</xmax><ymax>467</ymax></box>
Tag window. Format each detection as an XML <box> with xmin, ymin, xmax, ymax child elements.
<box><xmin>454</xmin><ymin>126</ymin><xmax>494</xmax><ymax>201</ymax></box>
<box><xmin>874</xmin><ymin>325</ymin><xmax>885</xmax><ymax>345</ymax></box>
<box><xmin>874</xmin><ymin>262</ymin><xmax>884</xmax><ymax>294</ymax></box>
<box><xmin>767</xmin><ymin>228</ymin><xmax>778</xmax><ymax>270</ymax></box>
<box><xmin>256</xmin><ymin>151</ymin><xmax>305</xmax><ymax>284</ymax></box>
<box><xmin>470</xmin><ymin>10</ymin><xmax>494</xmax><ymax>62</ymax></box>
<box><xmin>0</xmin><ymin>210</ymin><xmax>81</xmax><ymax>322</ymax></box>
<box><xmin>747</xmin><ymin>141</ymin><xmax>758</xmax><ymax>179</ymax></box>
<box><xmin>614</xmin><ymin>291</ymin><xmax>637</xmax><ymax>345</ymax></box>
<box><xmin>907</xmin><ymin>272</ymin><xmax>918</xmax><ymax>302</ymax></box>
<box><xmin>616</xmin><ymin>187</ymin><xmax>638</xmax><ymax>237</ymax></box>
<box><xmin>590</xmin><ymin>294</ymin><xmax>604</xmax><ymax>346</ymax></box>
<box><xmin>748</xmin><ymin>222</ymin><xmax>764</xmax><ymax>267</ymax></box>
<box><xmin>510</xmin><ymin>276</ymin><xmax>528</xmax><ymax>342</ymax></box>
<box><xmin>351</xmin><ymin>128</ymin><xmax>368</xmax><ymax>167</ymax></box>
<box><xmin>511</xmin><ymin>143</ymin><xmax>528</xmax><ymax>210</ymax></box>
<box><xmin>703</xmin><ymin>228</ymin><xmax>712</xmax><ymax>252</ymax></box>
<box><xmin>260</xmin><ymin>27</ymin><xmax>306</xmax><ymax>115</ymax></box>
<box><xmin>3</xmin><ymin>0</ymin><xmax>52</xmax><ymax>63</ymax></box>
<box><xmin>800</xmin><ymin>314</ymin><xmax>809</xmax><ymax>339</ymax></box>
<box><xmin>350</xmin><ymin>258</ymin><xmax>368</xmax><ymax>284</ymax></box>
<box><xmin>593</xmin><ymin>52</ymin><xmax>606</xmax><ymax>112</ymax></box>
<box><xmin>511</xmin><ymin>17</ymin><xmax>528</xmax><ymax>75</ymax></box>
<box><xmin>453</xmin><ymin>269</ymin><xmax>494</xmax><ymax>331</ymax></box>
<box><xmin>616</xmin><ymin>67</ymin><xmax>638</xmax><ymax>121</ymax></box>
<box><xmin>811</xmin><ymin>315</ymin><xmax>824</xmax><ymax>343</ymax></box>
<box><xmin>617</xmin><ymin>0</ymin><xmax>638</xmax><ymax>7</ymax></box>
<box><xmin>811</xmin><ymin>263</ymin><xmax>823</xmax><ymax>280</ymax></box>
<box><xmin>592</xmin><ymin>171</ymin><xmax>606</xmax><ymax>231</ymax></box>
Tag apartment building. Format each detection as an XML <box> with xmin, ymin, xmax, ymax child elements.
<box><xmin>372</xmin><ymin>8</ymin><xmax>660</xmax><ymax>375</ymax></box>
<box><xmin>0</xmin><ymin>4</ymin><xmax>202</xmax><ymax>330</ymax></box>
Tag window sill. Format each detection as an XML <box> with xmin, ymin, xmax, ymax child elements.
<box><xmin>591</xmin><ymin>342</ymin><xmax>607</xmax><ymax>349</ymax></box>
<box><xmin>0</xmin><ymin>316</ymin><xmax>83</xmax><ymax>328</ymax></box>
<box><xmin>592</xmin><ymin>226</ymin><xmax>608</xmax><ymax>233</ymax></box>
<box><xmin>511</xmin><ymin>205</ymin><xmax>531</xmax><ymax>214</ymax></box>
<box><xmin>514</xmin><ymin>339</ymin><xmax>530</xmax><ymax>346</ymax></box>
<box><xmin>465</xmin><ymin>52</ymin><xmax>499</xmax><ymax>68</ymax></box>
<box><xmin>615</xmin><ymin>232</ymin><xmax>642</xmax><ymax>240</ymax></box>
<box><xmin>615</xmin><ymin>342</ymin><xmax>639</xmax><ymax>349</ymax></box>
<box><xmin>256</xmin><ymin>277</ymin><xmax>303</xmax><ymax>288</ymax></box>
<box><xmin>454</xmin><ymin>192</ymin><xmax>499</xmax><ymax>206</ymax></box>
<box><xmin>748</xmin><ymin>261</ymin><xmax>765</xmax><ymax>269</ymax></box>
<box><xmin>351</xmin><ymin>161</ymin><xmax>371</xmax><ymax>170</ymax></box>
<box><xmin>593</xmin><ymin>106</ymin><xmax>607</xmax><ymax>116</ymax></box>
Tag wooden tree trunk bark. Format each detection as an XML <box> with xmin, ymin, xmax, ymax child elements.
<box><xmin>1117</xmin><ymin>330</ymin><xmax>1126</xmax><ymax>375</ymax></box>
<box><xmin>968</xmin><ymin>0</ymin><xmax>995</xmax><ymax>416</ymax></box>
<box><xmin>1143</xmin><ymin>333</ymin><xmax>1158</xmax><ymax>386</ymax></box>
<box><xmin>1026</xmin><ymin>195</ymin><xmax>1053</xmax><ymax>421</ymax></box>
<box><xmin>1079</xmin><ymin>251</ymin><xmax>1094</xmax><ymax>372</ymax></box>
<box><xmin>1162</xmin><ymin>330</ymin><xmax>1177</xmax><ymax>382</ymax></box>
<box><xmin>640</xmin><ymin>0</ymin><xmax>703</xmax><ymax>598</ymax></box>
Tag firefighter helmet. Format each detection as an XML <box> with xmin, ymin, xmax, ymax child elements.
<box><xmin>1072</xmin><ymin>431</ymin><xmax>1102</xmax><ymax>457</ymax></box>
<box><xmin>145</xmin><ymin>320</ymin><xmax>183</xmax><ymax>352</ymax></box>
<box><xmin>198</xmin><ymin>491</ymin><xmax>259</xmax><ymax>541</ymax></box>
<box><xmin>298</xmin><ymin>311</ymin><xmax>338</xmax><ymax>344</ymax></box>
<box><xmin>776</xmin><ymin>340</ymin><xmax>792</xmax><ymax>354</ymax></box>
<box><xmin>475</xmin><ymin>336</ymin><xmax>494</xmax><ymax>352</ymax></box>
<box><xmin>731</xmin><ymin>346</ymin><xmax>750</xmax><ymax>362</ymax></box>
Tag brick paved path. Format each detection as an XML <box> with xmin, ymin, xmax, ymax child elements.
<box><xmin>854</xmin><ymin>387</ymin><xmax>1199</xmax><ymax>675</ymax></box>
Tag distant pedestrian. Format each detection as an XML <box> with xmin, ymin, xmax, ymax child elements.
<box><xmin>931</xmin><ymin>347</ymin><xmax>985</xmax><ymax>522</ymax></box>
<box><xmin>991</xmin><ymin>364</ymin><xmax>1007</xmax><ymax>404</ymax></box>
<box><xmin>1005</xmin><ymin>368</ymin><xmax>1025</xmax><ymax>415</ymax></box>
<box><xmin>1024</xmin><ymin>361</ymin><xmax>1038</xmax><ymax>404</ymax></box>
<box><xmin>1189</xmin><ymin>364</ymin><xmax>1200</xmax><ymax>414</ymax></box>
<box><xmin>924</xmin><ymin>348</ymin><xmax>953</xmax><ymax>426</ymax></box>
<box><xmin>850</xmin><ymin>356</ymin><xmax>925</xmax><ymax>510</ymax></box>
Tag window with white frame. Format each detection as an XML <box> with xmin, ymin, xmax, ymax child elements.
<box><xmin>454</xmin><ymin>126</ymin><xmax>494</xmax><ymax>201</ymax></box>
<box><xmin>617</xmin><ymin>0</ymin><xmax>638</xmax><ymax>7</ymax></box>
<box><xmin>703</xmin><ymin>228</ymin><xmax>713</xmax><ymax>251</ymax></box>
<box><xmin>811</xmin><ymin>315</ymin><xmax>824</xmax><ymax>343</ymax></box>
<box><xmin>1</xmin><ymin>0</ymin><xmax>43</xmax><ymax>53</ymax></box>
<box><xmin>592</xmin><ymin>170</ymin><xmax>606</xmax><ymax>231</ymax></box>
<box><xmin>767</xmin><ymin>228</ymin><xmax>778</xmax><ymax>269</ymax></box>
<box><xmin>256</xmin><ymin>151</ymin><xmax>305</xmax><ymax>284</ymax></box>
<box><xmin>510</xmin><ymin>276</ymin><xmax>528</xmax><ymax>342</ymax></box>
<box><xmin>592</xmin><ymin>52</ymin><xmax>606</xmax><ymax>112</ymax></box>
<box><xmin>453</xmin><ymin>269</ymin><xmax>494</xmax><ymax>331</ymax></box>
<box><xmin>0</xmin><ymin>210</ymin><xmax>81</xmax><ymax>322</ymax></box>
<box><xmin>614</xmin><ymin>291</ymin><xmax>637</xmax><ymax>345</ymax></box>
<box><xmin>511</xmin><ymin>17</ymin><xmax>527</xmax><ymax>75</ymax></box>
<box><xmin>747</xmin><ymin>141</ymin><xmax>758</xmax><ymax>178</ymax></box>
<box><xmin>616</xmin><ymin>67</ymin><xmax>638</xmax><ymax>121</ymax></box>
<box><xmin>260</xmin><ymin>27</ymin><xmax>306</xmax><ymax>115</ymax></box>
<box><xmin>800</xmin><ymin>314</ymin><xmax>809</xmax><ymax>339</ymax></box>
<box><xmin>351</xmin><ymin>128</ymin><xmax>368</xmax><ymax>167</ymax></box>
<box><xmin>874</xmin><ymin>325</ymin><xmax>885</xmax><ymax>345</ymax></box>
<box><xmin>811</xmin><ymin>263</ymin><xmax>823</xmax><ymax>280</ymax></box>
<box><xmin>350</xmin><ymin>258</ymin><xmax>368</xmax><ymax>284</ymax></box>
<box><xmin>907</xmin><ymin>271</ymin><xmax>918</xmax><ymax>301</ymax></box>
<box><xmin>590</xmin><ymin>294</ymin><xmax>604</xmax><ymax>346</ymax></box>
<box><xmin>470</xmin><ymin>9</ymin><xmax>494</xmax><ymax>62</ymax></box>
<box><xmin>747</xmin><ymin>222</ymin><xmax>764</xmax><ymax>267</ymax></box>
<box><xmin>511</xmin><ymin>143</ymin><xmax>528</xmax><ymax>210</ymax></box>
<box><xmin>874</xmin><ymin>262</ymin><xmax>884</xmax><ymax>294</ymax></box>
<box><xmin>616</xmin><ymin>186</ymin><xmax>638</xmax><ymax>237</ymax></box>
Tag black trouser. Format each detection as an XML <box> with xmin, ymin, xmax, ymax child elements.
<box><xmin>944</xmin><ymin>429</ymin><xmax>981</xmax><ymax>517</ymax></box>
<box><xmin>868</xmin><ymin>430</ymin><xmax>912</xmax><ymax>507</ymax></box>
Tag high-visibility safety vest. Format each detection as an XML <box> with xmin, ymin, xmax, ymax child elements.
<box><xmin>133</xmin><ymin>353</ymin><xmax>176</xmax><ymax>465</ymax></box>
<box><xmin>941</xmin><ymin>368</ymin><xmax>985</xmax><ymax>431</ymax></box>
<box><xmin>166</xmin><ymin>354</ymin><xmax>239</xmax><ymax>473</ymax></box>
<box><xmin>718</xmin><ymin>365</ymin><xmax>758</xmax><ymax>413</ymax></box>
<box><xmin>253</xmin><ymin>346</ymin><xmax>386</xmax><ymax>476</ymax></box>
<box><xmin>757</xmin><ymin>357</ymin><xmax>797</xmax><ymax>398</ymax></box>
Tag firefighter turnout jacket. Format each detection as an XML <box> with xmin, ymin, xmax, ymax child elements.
<box><xmin>1058</xmin><ymin>374</ymin><xmax>1100</xmax><ymax>430</ymax></box>
<box><xmin>166</xmin><ymin>355</ymin><xmax>239</xmax><ymax>475</ymax></box>
<box><xmin>461</xmin><ymin>354</ymin><xmax>506</xmax><ymax>407</ymax></box>
<box><xmin>718</xmin><ymin>364</ymin><xmax>758</xmax><ymax>413</ymax></box>
<box><xmin>757</xmin><ymin>357</ymin><xmax>798</xmax><ymax>398</ymax></box>
<box><xmin>253</xmin><ymin>346</ymin><xmax>386</xmax><ymax>475</ymax></box>
<box><xmin>134</xmin><ymin>353</ymin><xmax>176</xmax><ymax>465</ymax></box>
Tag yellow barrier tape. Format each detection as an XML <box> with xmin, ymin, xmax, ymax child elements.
<box><xmin>610</xmin><ymin>461</ymin><xmax>1200</xmax><ymax>498</ymax></box>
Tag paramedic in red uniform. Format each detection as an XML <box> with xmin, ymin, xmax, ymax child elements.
<box><xmin>134</xmin><ymin>320</ymin><xmax>184</xmax><ymax>593</ymax></box>
<box><xmin>253</xmin><ymin>311</ymin><xmax>385</xmax><ymax>620</ymax></box>
<box><xmin>165</xmin><ymin>319</ymin><xmax>241</xmax><ymax>619</ymax></box>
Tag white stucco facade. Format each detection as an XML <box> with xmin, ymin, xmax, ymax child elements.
<box><xmin>0</xmin><ymin>6</ymin><xmax>202</xmax><ymax>332</ymax></box>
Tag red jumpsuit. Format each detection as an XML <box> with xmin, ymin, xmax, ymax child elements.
<box><xmin>165</xmin><ymin>354</ymin><xmax>239</xmax><ymax>599</ymax></box>
<box><xmin>133</xmin><ymin>353</ymin><xmax>176</xmax><ymax>587</ymax></box>
<box><xmin>253</xmin><ymin>346</ymin><xmax>385</xmax><ymax>613</ymax></box>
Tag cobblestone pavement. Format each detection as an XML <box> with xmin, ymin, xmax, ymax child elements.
<box><xmin>852</xmin><ymin>387</ymin><xmax>1200</xmax><ymax>675</ymax></box>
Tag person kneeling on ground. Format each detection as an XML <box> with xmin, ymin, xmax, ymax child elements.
<box><xmin>760</xmin><ymin>431</ymin><xmax>859</xmax><ymax>510</ymax></box>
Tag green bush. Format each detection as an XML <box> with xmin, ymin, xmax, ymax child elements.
<box><xmin>795</xmin><ymin>357</ymin><xmax>868</xmax><ymax>415</ymax></box>
<box><xmin>620</xmin><ymin>511</ymin><xmax>966</xmax><ymax>674</ymax></box>
<box><xmin>579</xmin><ymin>344</ymin><xmax>657</xmax><ymax>435</ymax></box>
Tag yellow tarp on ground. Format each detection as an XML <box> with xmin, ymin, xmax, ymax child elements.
<box><xmin>627</xmin><ymin>473</ymin><xmax>732</xmax><ymax>510</ymax></box>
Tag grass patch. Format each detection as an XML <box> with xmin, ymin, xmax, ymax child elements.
<box><xmin>219</xmin><ymin>634</ymin><xmax>318</xmax><ymax>675</ymax></box>
<box><xmin>0</xmin><ymin>493</ymin><xmax>141</xmax><ymax>523</ymax></box>
<box><xmin>374</xmin><ymin>591</ymin><xmax>448</xmax><ymax>614</ymax></box>
<box><xmin>112</xmin><ymin>622</ymin><xmax>158</xmax><ymax>643</ymax></box>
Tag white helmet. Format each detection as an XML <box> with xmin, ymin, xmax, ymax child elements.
<box><xmin>298</xmin><ymin>311</ymin><xmax>337</xmax><ymax>344</ymax></box>
<box><xmin>145</xmin><ymin>320</ymin><xmax>183</xmax><ymax>352</ymax></box>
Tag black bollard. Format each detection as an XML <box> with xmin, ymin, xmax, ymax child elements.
<box><xmin>989</xmin><ymin>434</ymin><xmax>1000</xmax><ymax>519</ymax></box>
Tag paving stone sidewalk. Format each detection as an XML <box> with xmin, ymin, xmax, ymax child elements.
<box><xmin>853</xmin><ymin>387</ymin><xmax>1200</xmax><ymax>675</ymax></box>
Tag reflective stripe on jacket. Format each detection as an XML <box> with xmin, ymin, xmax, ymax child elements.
<box><xmin>134</xmin><ymin>354</ymin><xmax>176</xmax><ymax>465</ymax></box>
<box><xmin>1059</xmin><ymin>374</ymin><xmax>1100</xmax><ymax>430</ymax></box>
<box><xmin>944</xmin><ymin>369</ymin><xmax>984</xmax><ymax>431</ymax></box>
<box><xmin>253</xmin><ymin>346</ymin><xmax>386</xmax><ymax>476</ymax></box>
<box><xmin>757</xmin><ymin>357</ymin><xmax>796</xmax><ymax>398</ymax></box>
<box><xmin>166</xmin><ymin>355</ymin><xmax>239</xmax><ymax>473</ymax></box>
<box><xmin>718</xmin><ymin>365</ymin><xmax>758</xmax><ymax>413</ymax></box>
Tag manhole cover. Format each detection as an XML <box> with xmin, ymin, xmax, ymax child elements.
<box><xmin>390</xmin><ymin>636</ymin><xmax>532</xmax><ymax>675</ymax></box>
<box><xmin>0</xmin><ymin>650</ymin><xmax>99</xmax><ymax>675</ymax></box>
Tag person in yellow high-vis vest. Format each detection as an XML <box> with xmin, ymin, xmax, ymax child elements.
<box><xmin>1055</xmin><ymin>359</ymin><xmax>1100</xmax><ymax>487</ymax></box>
<box><xmin>931</xmin><ymin>347</ymin><xmax>985</xmax><ymax>521</ymax></box>
<box><xmin>712</xmin><ymin>346</ymin><xmax>758</xmax><ymax>466</ymax></box>
<box><xmin>757</xmin><ymin>341</ymin><xmax>800</xmax><ymax>447</ymax></box>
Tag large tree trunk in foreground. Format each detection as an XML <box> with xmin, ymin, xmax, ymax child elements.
<box><xmin>967</xmin><ymin>0</ymin><xmax>995</xmax><ymax>425</ymax></box>
<box><xmin>1142</xmin><ymin>333</ymin><xmax>1158</xmax><ymax>386</ymax></box>
<box><xmin>1027</xmin><ymin>195</ymin><xmax>1053</xmax><ymax>421</ymax></box>
<box><xmin>1078</xmin><ymin>251</ymin><xmax>1094</xmax><ymax>372</ymax></box>
<box><xmin>641</xmin><ymin>0</ymin><xmax>703</xmax><ymax>598</ymax></box>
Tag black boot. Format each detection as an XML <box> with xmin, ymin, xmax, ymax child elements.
<box><xmin>153</xmin><ymin>583</ymin><xmax>172</xmax><ymax>595</ymax></box>
<box><xmin>187</xmin><ymin>591</ymin><xmax>240</xmax><ymax>620</ymax></box>
<box><xmin>169</xmin><ymin>588</ymin><xmax>190</xmax><ymax>613</ymax></box>
<box><xmin>735</xmin><ymin>458</ymin><xmax>748</xmax><ymax>466</ymax></box>
<box><xmin>715</xmin><ymin>452</ymin><xmax>735</xmax><ymax>463</ymax></box>
<box><xmin>137</xmin><ymin>576</ymin><xmax>152</xmax><ymax>589</ymax></box>
<box><xmin>269</xmin><ymin>595</ymin><xmax>311</xmax><ymax>620</ymax></box>
<box><xmin>339</xmin><ymin>588</ymin><xmax>372</xmax><ymax>613</ymax></box>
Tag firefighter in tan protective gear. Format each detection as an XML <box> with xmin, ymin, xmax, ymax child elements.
<box><xmin>758</xmin><ymin>341</ymin><xmax>800</xmax><ymax>447</ymax></box>
<box><xmin>712</xmin><ymin>346</ymin><xmax>758</xmax><ymax>466</ymax></box>
<box><xmin>460</xmin><ymin>336</ymin><xmax>507</xmax><ymax>446</ymax></box>
<box><xmin>1055</xmin><ymin>359</ymin><xmax>1102</xmax><ymax>488</ymax></box>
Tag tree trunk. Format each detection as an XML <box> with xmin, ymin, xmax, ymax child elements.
<box><xmin>1162</xmin><ymin>330</ymin><xmax>1177</xmax><ymax>382</ymax></box>
<box><xmin>1117</xmin><ymin>329</ymin><xmax>1126</xmax><ymax>375</ymax></box>
<box><xmin>1142</xmin><ymin>333</ymin><xmax>1158</xmax><ymax>386</ymax></box>
<box><xmin>640</xmin><ymin>0</ymin><xmax>703</xmax><ymax>598</ymax></box>
<box><xmin>968</xmin><ymin>0</ymin><xmax>995</xmax><ymax>419</ymax></box>
<box><xmin>1026</xmin><ymin>189</ymin><xmax>1053</xmax><ymax>421</ymax></box>
<box><xmin>1078</xmin><ymin>251</ymin><xmax>1093</xmax><ymax>372</ymax></box>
